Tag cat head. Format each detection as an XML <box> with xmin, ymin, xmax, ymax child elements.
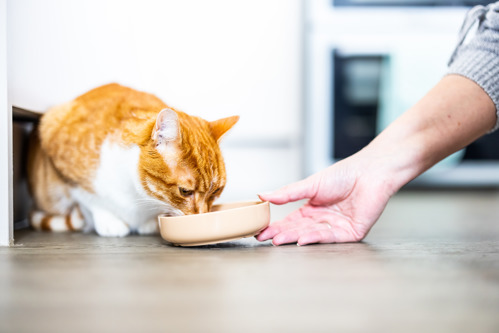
<box><xmin>139</xmin><ymin>108</ymin><xmax>239</xmax><ymax>215</ymax></box>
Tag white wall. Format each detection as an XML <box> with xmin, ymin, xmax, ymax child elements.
<box><xmin>1</xmin><ymin>0</ymin><xmax>13</xmax><ymax>246</ymax></box>
<box><xmin>8</xmin><ymin>0</ymin><xmax>303</xmax><ymax>202</ymax></box>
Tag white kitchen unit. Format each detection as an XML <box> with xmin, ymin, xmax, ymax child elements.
<box><xmin>1</xmin><ymin>0</ymin><xmax>304</xmax><ymax>245</ymax></box>
<box><xmin>0</xmin><ymin>0</ymin><xmax>13</xmax><ymax>246</ymax></box>
<box><xmin>304</xmin><ymin>0</ymin><xmax>499</xmax><ymax>187</ymax></box>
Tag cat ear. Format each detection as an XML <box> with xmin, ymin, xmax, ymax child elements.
<box><xmin>209</xmin><ymin>116</ymin><xmax>239</xmax><ymax>143</ymax></box>
<box><xmin>152</xmin><ymin>108</ymin><xmax>180</xmax><ymax>145</ymax></box>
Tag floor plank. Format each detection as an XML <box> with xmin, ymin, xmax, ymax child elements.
<box><xmin>1</xmin><ymin>190</ymin><xmax>499</xmax><ymax>333</ymax></box>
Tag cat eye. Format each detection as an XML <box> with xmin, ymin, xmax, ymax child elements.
<box><xmin>179</xmin><ymin>187</ymin><xmax>194</xmax><ymax>197</ymax></box>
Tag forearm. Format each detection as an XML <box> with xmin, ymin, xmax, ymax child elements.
<box><xmin>361</xmin><ymin>74</ymin><xmax>497</xmax><ymax>194</ymax></box>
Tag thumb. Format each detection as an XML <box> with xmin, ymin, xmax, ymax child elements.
<box><xmin>258</xmin><ymin>176</ymin><xmax>317</xmax><ymax>205</ymax></box>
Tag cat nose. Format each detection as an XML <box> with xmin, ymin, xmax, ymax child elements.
<box><xmin>196</xmin><ymin>202</ymin><xmax>209</xmax><ymax>214</ymax></box>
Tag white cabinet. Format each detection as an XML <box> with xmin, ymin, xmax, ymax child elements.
<box><xmin>1</xmin><ymin>0</ymin><xmax>13</xmax><ymax>246</ymax></box>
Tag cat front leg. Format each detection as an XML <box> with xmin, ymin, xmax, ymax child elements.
<box><xmin>89</xmin><ymin>206</ymin><xmax>131</xmax><ymax>237</ymax></box>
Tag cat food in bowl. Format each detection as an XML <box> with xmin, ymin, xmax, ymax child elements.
<box><xmin>158</xmin><ymin>201</ymin><xmax>270</xmax><ymax>246</ymax></box>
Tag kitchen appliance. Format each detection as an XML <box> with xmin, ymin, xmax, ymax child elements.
<box><xmin>305</xmin><ymin>0</ymin><xmax>499</xmax><ymax>187</ymax></box>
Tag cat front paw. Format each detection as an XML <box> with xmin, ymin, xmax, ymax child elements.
<box><xmin>95</xmin><ymin>221</ymin><xmax>131</xmax><ymax>237</ymax></box>
<box><xmin>91</xmin><ymin>208</ymin><xmax>131</xmax><ymax>237</ymax></box>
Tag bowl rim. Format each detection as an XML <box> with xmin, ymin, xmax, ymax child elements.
<box><xmin>158</xmin><ymin>200</ymin><xmax>269</xmax><ymax>222</ymax></box>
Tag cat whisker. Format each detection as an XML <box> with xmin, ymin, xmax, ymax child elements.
<box><xmin>132</xmin><ymin>198</ymin><xmax>183</xmax><ymax>217</ymax></box>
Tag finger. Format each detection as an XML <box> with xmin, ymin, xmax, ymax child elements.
<box><xmin>258</xmin><ymin>176</ymin><xmax>318</xmax><ymax>205</ymax></box>
<box><xmin>297</xmin><ymin>228</ymin><xmax>336</xmax><ymax>246</ymax></box>
<box><xmin>255</xmin><ymin>215</ymin><xmax>314</xmax><ymax>242</ymax></box>
<box><xmin>272</xmin><ymin>221</ymin><xmax>333</xmax><ymax>246</ymax></box>
<box><xmin>255</xmin><ymin>226</ymin><xmax>280</xmax><ymax>242</ymax></box>
<box><xmin>271</xmin><ymin>230</ymin><xmax>301</xmax><ymax>246</ymax></box>
<box><xmin>299</xmin><ymin>220</ymin><xmax>368</xmax><ymax>244</ymax></box>
<box><xmin>255</xmin><ymin>206</ymin><xmax>309</xmax><ymax>241</ymax></box>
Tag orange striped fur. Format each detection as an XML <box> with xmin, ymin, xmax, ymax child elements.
<box><xmin>27</xmin><ymin>83</ymin><xmax>238</xmax><ymax>236</ymax></box>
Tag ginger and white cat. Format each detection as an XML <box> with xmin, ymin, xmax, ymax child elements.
<box><xmin>27</xmin><ymin>83</ymin><xmax>238</xmax><ymax>237</ymax></box>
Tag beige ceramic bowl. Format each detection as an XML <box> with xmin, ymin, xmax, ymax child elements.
<box><xmin>158</xmin><ymin>201</ymin><xmax>270</xmax><ymax>246</ymax></box>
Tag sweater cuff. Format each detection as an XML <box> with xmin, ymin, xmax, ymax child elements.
<box><xmin>447</xmin><ymin>48</ymin><xmax>499</xmax><ymax>132</ymax></box>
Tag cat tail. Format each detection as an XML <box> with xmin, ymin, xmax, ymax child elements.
<box><xmin>30</xmin><ymin>205</ymin><xmax>85</xmax><ymax>232</ymax></box>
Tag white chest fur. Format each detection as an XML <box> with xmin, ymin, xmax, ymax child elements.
<box><xmin>72</xmin><ymin>139</ymin><xmax>177</xmax><ymax>234</ymax></box>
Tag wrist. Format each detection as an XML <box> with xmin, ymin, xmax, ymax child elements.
<box><xmin>357</xmin><ymin>135</ymin><xmax>424</xmax><ymax>196</ymax></box>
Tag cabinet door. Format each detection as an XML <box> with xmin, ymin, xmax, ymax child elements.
<box><xmin>1</xmin><ymin>0</ymin><xmax>13</xmax><ymax>246</ymax></box>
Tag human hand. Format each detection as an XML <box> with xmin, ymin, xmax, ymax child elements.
<box><xmin>256</xmin><ymin>74</ymin><xmax>497</xmax><ymax>246</ymax></box>
<box><xmin>256</xmin><ymin>154</ymin><xmax>395</xmax><ymax>246</ymax></box>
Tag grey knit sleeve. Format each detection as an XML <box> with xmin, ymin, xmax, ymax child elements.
<box><xmin>447</xmin><ymin>1</ymin><xmax>499</xmax><ymax>132</ymax></box>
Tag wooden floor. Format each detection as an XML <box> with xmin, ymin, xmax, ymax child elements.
<box><xmin>1</xmin><ymin>190</ymin><xmax>499</xmax><ymax>333</ymax></box>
